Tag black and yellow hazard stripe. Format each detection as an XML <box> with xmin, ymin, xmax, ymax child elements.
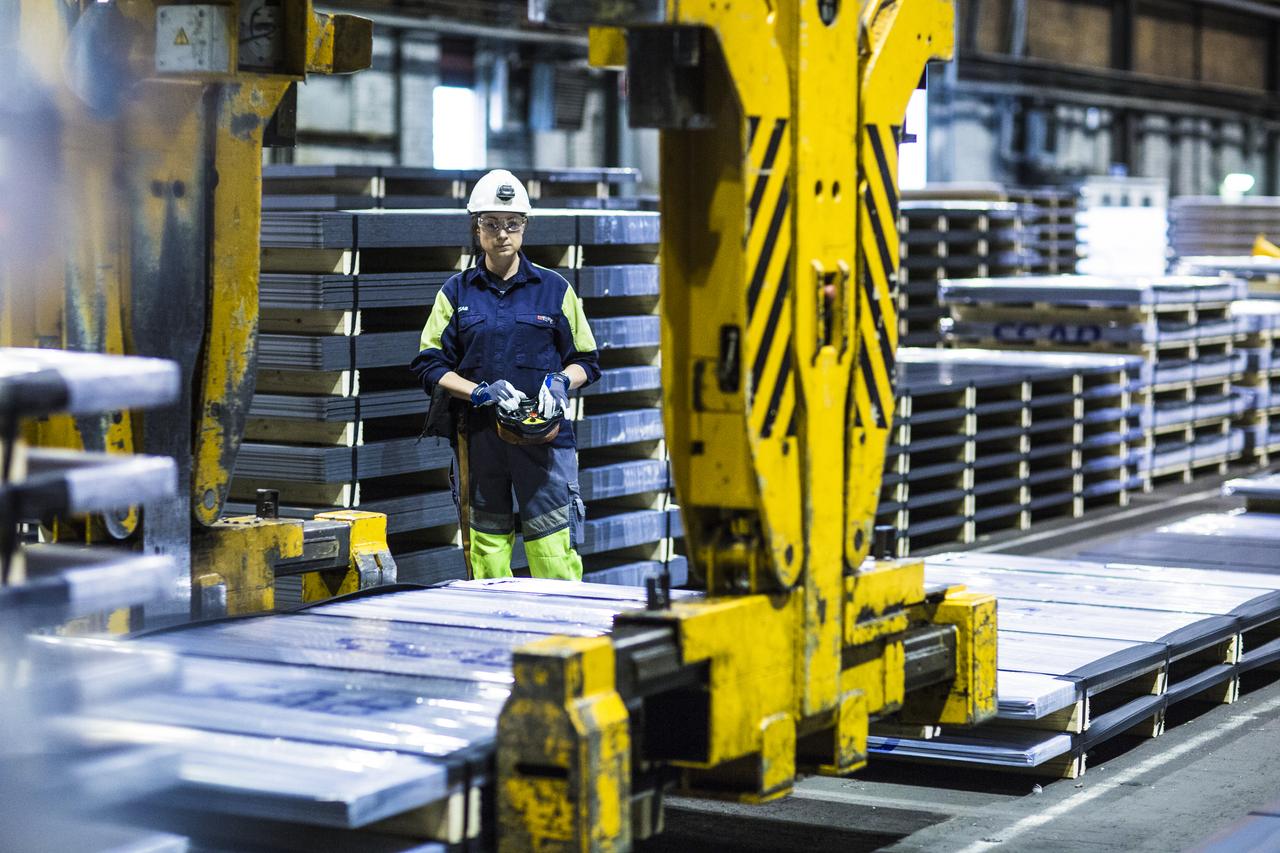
<box><xmin>743</xmin><ymin>115</ymin><xmax>796</xmax><ymax>442</ymax></box>
<box><xmin>852</xmin><ymin>122</ymin><xmax>900</xmax><ymax>432</ymax></box>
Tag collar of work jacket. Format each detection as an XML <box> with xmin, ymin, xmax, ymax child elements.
<box><xmin>466</xmin><ymin>253</ymin><xmax>542</xmax><ymax>293</ymax></box>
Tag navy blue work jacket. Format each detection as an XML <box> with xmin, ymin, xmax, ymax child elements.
<box><xmin>410</xmin><ymin>253</ymin><xmax>601</xmax><ymax>448</ymax></box>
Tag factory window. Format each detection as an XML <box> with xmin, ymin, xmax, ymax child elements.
<box><xmin>433</xmin><ymin>85</ymin><xmax>485</xmax><ymax>169</ymax></box>
<box><xmin>898</xmin><ymin>88</ymin><xmax>928</xmax><ymax>190</ymax></box>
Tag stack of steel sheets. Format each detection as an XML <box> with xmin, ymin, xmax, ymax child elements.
<box><xmin>32</xmin><ymin>580</ymin><xmax>696</xmax><ymax>849</ymax></box>
<box><xmin>896</xmin><ymin>200</ymin><xmax>1032</xmax><ymax>347</ymax></box>
<box><xmin>0</xmin><ymin>350</ymin><xmax>182</xmax><ymax>626</ymax></box>
<box><xmin>1169</xmin><ymin>197</ymin><xmax>1280</xmax><ymax>257</ymax></box>
<box><xmin>236</xmin><ymin>194</ymin><xmax>681</xmax><ymax>586</ymax></box>
<box><xmin>562</xmin><ymin>210</ymin><xmax>683</xmax><ymax>584</ymax></box>
<box><xmin>1</xmin><ymin>350</ymin><xmax>189</xmax><ymax>853</ymax></box>
<box><xmin>262</xmin><ymin>164</ymin><xmax>643</xmax><ymax>211</ymax></box>
<box><xmin>869</xmin><ymin>552</ymin><xmax>1280</xmax><ymax>778</ymax></box>
<box><xmin>1229</xmin><ymin>300</ymin><xmax>1280</xmax><ymax>463</ymax></box>
<box><xmin>940</xmin><ymin>275</ymin><xmax>1251</xmax><ymax>486</ymax></box>
<box><xmin>881</xmin><ymin>349</ymin><xmax>1144</xmax><ymax>554</ymax></box>
<box><xmin>1175</xmin><ymin>256</ymin><xmax>1280</xmax><ymax>300</ymax></box>
<box><xmin>1225</xmin><ymin>471</ymin><xmax>1280</xmax><ymax>513</ymax></box>
<box><xmin>894</xmin><ymin>186</ymin><xmax>1077</xmax><ymax>348</ymax></box>
<box><xmin>1007</xmin><ymin>188</ymin><xmax>1080</xmax><ymax>276</ymax></box>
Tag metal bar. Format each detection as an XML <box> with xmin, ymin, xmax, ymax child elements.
<box><xmin>0</xmin><ymin>350</ymin><xmax>179</xmax><ymax>417</ymax></box>
<box><xmin>951</xmin><ymin>78</ymin><xmax>1280</xmax><ymax>128</ymax></box>
<box><xmin>612</xmin><ymin>624</ymin><xmax>705</xmax><ymax>700</ymax></box>
<box><xmin>1008</xmin><ymin>0</ymin><xmax>1027</xmax><ymax>57</ymax></box>
<box><xmin>903</xmin><ymin>623</ymin><xmax>958</xmax><ymax>694</ymax></box>
<box><xmin>1111</xmin><ymin>0</ymin><xmax>1135</xmax><ymax>72</ymax></box>
<box><xmin>16</xmin><ymin>450</ymin><xmax>176</xmax><ymax>518</ymax></box>
<box><xmin>962</xmin><ymin>0</ymin><xmax>982</xmax><ymax>54</ymax></box>
<box><xmin>273</xmin><ymin>520</ymin><xmax>353</xmax><ymax>575</ymax></box>
<box><xmin>317</xmin><ymin>3</ymin><xmax>590</xmax><ymax>46</ymax></box>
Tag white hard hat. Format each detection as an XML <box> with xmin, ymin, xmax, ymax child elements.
<box><xmin>467</xmin><ymin>169</ymin><xmax>532</xmax><ymax>215</ymax></box>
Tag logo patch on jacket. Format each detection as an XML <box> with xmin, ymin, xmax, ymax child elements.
<box><xmin>537</xmin><ymin>314</ymin><xmax>553</xmax><ymax>324</ymax></box>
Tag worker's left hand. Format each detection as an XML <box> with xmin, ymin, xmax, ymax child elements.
<box><xmin>538</xmin><ymin>372</ymin><xmax>571</xmax><ymax>418</ymax></box>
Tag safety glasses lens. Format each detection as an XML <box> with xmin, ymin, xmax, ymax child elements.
<box><xmin>480</xmin><ymin>218</ymin><xmax>525</xmax><ymax>234</ymax></box>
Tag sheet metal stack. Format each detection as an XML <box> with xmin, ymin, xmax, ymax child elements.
<box><xmin>869</xmin><ymin>550</ymin><xmax>1280</xmax><ymax>778</ymax></box>
<box><xmin>879</xmin><ymin>349</ymin><xmax>1143</xmax><ymax>555</ymax></box>
<box><xmin>895</xmin><ymin>186</ymin><xmax>1080</xmax><ymax>348</ymax></box>
<box><xmin>31</xmin><ymin>579</ymin><xmax>693</xmax><ymax>850</ymax></box>
<box><xmin>1229</xmin><ymin>301</ymin><xmax>1280</xmax><ymax>463</ymax></box>
<box><xmin>233</xmin><ymin>191</ymin><xmax>682</xmax><ymax>586</ymax></box>
<box><xmin>1225</xmin><ymin>471</ymin><xmax>1280</xmax><ymax>512</ymax></box>
<box><xmin>1006</xmin><ymin>187</ymin><xmax>1080</xmax><ymax>276</ymax></box>
<box><xmin>262</xmin><ymin>164</ymin><xmax>646</xmax><ymax>210</ymax></box>
<box><xmin>1169</xmin><ymin>197</ymin><xmax>1280</xmax><ymax>258</ymax></box>
<box><xmin>896</xmin><ymin>198</ymin><xmax>1031</xmax><ymax>347</ymax></box>
<box><xmin>940</xmin><ymin>275</ymin><xmax>1251</xmax><ymax>486</ymax></box>
<box><xmin>1</xmin><ymin>349</ymin><xmax>188</xmax><ymax>853</ymax></box>
<box><xmin>0</xmin><ymin>349</ymin><xmax>182</xmax><ymax>627</ymax></box>
<box><xmin>1175</xmin><ymin>255</ymin><xmax>1280</xmax><ymax>299</ymax></box>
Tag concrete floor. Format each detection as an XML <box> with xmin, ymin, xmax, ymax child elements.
<box><xmin>643</xmin><ymin>466</ymin><xmax>1280</xmax><ymax>852</ymax></box>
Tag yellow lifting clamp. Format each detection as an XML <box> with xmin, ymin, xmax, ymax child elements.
<box><xmin>189</xmin><ymin>490</ymin><xmax>398</xmax><ymax>618</ymax></box>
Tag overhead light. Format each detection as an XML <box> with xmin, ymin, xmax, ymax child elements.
<box><xmin>1221</xmin><ymin>173</ymin><xmax>1256</xmax><ymax>200</ymax></box>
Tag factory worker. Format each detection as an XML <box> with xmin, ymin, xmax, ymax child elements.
<box><xmin>411</xmin><ymin>170</ymin><xmax>600</xmax><ymax>580</ymax></box>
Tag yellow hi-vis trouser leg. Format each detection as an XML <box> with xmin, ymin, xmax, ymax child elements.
<box><xmin>469</xmin><ymin>529</ymin><xmax>515</xmax><ymax>579</ymax></box>
<box><xmin>524</xmin><ymin>528</ymin><xmax>583</xmax><ymax>581</ymax></box>
<box><xmin>467</xmin><ymin>528</ymin><xmax>583</xmax><ymax>580</ymax></box>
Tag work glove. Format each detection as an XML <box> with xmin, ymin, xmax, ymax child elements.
<box><xmin>471</xmin><ymin>380</ymin><xmax>525</xmax><ymax>413</ymax></box>
<box><xmin>538</xmin><ymin>372</ymin><xmax>571</xmax><ymax>418</ymax></box>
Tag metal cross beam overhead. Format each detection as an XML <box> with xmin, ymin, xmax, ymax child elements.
<box><xmin>503</xmin><ymin>0</ymin><xmax>999</xmax><ymax>849</ymax></box>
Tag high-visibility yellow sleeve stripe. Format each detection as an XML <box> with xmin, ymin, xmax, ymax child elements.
<box><xmin>561</xmin><ymin>285</ymin><xmax>597</xmax><ymax>353</ymax></box>
<box><xmin>420</xmin><ymin>289</ymin><xmax>455</xmax><ymax>351</ymax></box>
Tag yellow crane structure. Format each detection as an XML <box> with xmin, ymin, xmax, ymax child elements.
<box><xmin>493</xmin><ymin>0</ymin><xmax>997</xmax><ymax>848</ymax></box>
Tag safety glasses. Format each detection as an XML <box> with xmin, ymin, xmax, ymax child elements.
<box><xmin>477</xmin><ymin>216</ymin><xmax>528</xmax><ymax>235</ymax></box>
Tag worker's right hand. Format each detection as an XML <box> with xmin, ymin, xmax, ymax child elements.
<box><xmin>470</xmin><ymin>380</ymin><xmax>525</xmax><ymax>412</ymax></box>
